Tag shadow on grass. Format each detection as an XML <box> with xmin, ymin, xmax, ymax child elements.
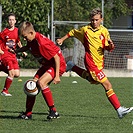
<box><xmin>0</xmin><ymin>110</ymin><xmax>117</xmax><ymax>120</ymax></box>
<box><xmin>0</xmin><ymin>110</ymin><xmax>48</xmax><ymax>120</ymax></box>
<box><xmin>61</xmin><ymin>114</ymin><xmax>117</xmax><ymax>119</ymax></box>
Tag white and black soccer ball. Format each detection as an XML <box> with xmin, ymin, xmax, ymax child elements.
<box><xmin>24</xmin><ymin>79</ymin><xmax>40</xmax><ymax>97</ymax></box>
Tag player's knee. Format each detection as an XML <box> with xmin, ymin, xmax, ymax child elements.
<box><xmin>14</xmin><ymin>74</ymin><xmax>20</xmax><ymax>78</ymax></box>
<box><xmin>103</xmin><ymin>82</ymin><xmax>112</xmax><ymax>91</ymax></box>
<box><xmin>8</xmin><ymin>72</ymin><xmax>15</xmax><ymax>78</ymax></box>
<box><xmin>37</xmin><ymin>79</ymin><xmax>47</xmax><ymax>90</ymax></box>
<box><xmin>14</xmin><ymin>72</ymin><xmax>20</xmax><ymax>78</ymax></box>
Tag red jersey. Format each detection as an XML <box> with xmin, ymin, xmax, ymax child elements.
<box><xmin>27</xmin><ymin>32</ymin><xmax>64</xmax><ymax>66</ymax></box>
<box><xmin>0</xmin><ymin>27</ymin><xmax>20</xmax><ymax>59</ymax></box>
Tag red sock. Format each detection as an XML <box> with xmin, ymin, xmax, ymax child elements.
<box><xmin>41</xmin><ymin>86</ymin><xmax>56</xmax><ymax>111</ymax></box>
<box><xmin>106</xmin><ymin>89</ymin><xmax>120</xmax><ymax>109</ymax></box>
<box><xmin>25</xmin><ymin>96</ymin><xmax>36</xmax><ymax>115</ymax></box>
<box><xmin>3</xmin><ymin>76</ymin><xmax>13</xmax><ymax>91</ymax></box>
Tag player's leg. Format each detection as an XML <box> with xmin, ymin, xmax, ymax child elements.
<box><xmin>1</xmin><ymin>60</ymin><xmax>19</xmax><ymax>96</ymax></box>
<box><xmin>18</xmin><ymin>77</ymin><xmax>37</xmax><ymax>119</ymax></box>
<box><xmin>66</xmin><ymin>61</ymin><xmax>94</xmax><ymax>82</ymax></box>
<box><xmin>13</xmin><ymin>59</ymin><xmax>20</xmax><ymax>78</ymax></box>
<box><xmin>19</xmin><ymin>66</ymin><xmax>59</xmax><ymax>120</ymax></box>
<box><xmin>1</xmin><ymin>60</ymin><xmax>14</xmax><ymax>96</ymax></box>
<box><xmin>18</xmin><ymin>95</ymin><xmax>35</xmax><ymax>119</ymax></box>
<box><xmin>37</xmin><ymin>68</ymin><xmax>59</xmax><ymax>119</ymax></box>
<box><xmin>101</xmin><ymin>72</ymin><xmax>133</xmax><ymax>118</ymax></box>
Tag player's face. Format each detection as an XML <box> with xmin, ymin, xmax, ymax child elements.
<box><xmin>22</xmin><ymin>32</ymin><xmax>35</xmax><ymax>42</ymax></box>
<box><xmin>8</xmin><ymin>16</ymin><xmax>16</xmax><ymax>28</ymax></box>
<box><xmin>90</xmin><ymin>14</ymin><xmax>103</xmax><ymax>29</ymax></box>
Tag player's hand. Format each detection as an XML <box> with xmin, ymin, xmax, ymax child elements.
<box><xmin>108</xmin><ymin>40</ymin><xmax>115</xmax><ymax>51</ymax></box>
<box><xmin>0</xmin><ymin>49</ymin><xmax>4</xmax><ymax>55</ymax></box>
<box><xmin>56</xmin><ymin>39</ymin><xmax>63</xmax><ymax>46</ymax></box>
<box><xmin>53</xmin><ymin>76</ymin><xmax>61</xmax><ymax>84</ymax></box>
<box><xmin>22</xmin><ymin>52</ymin><xmax>28</xmax><ymax>57</ymax></box>
<box><xmin>8</xmin><ymin>48</ymin><xmax>16</xmax><ymax>54</ymax></box>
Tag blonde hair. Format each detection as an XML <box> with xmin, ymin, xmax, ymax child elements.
<box><xmin>18</xmin><ymin>21</ymin><xmax>35</xmax><ymax>36</ymax></box>
<box><xmin>89</xmin><ymin>7</ymin><xmax>102</xmax><ymax>19</ymax></box>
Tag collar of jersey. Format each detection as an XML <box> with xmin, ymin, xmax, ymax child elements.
<box><xmin>87</xmin><ymin>24</ymin><xmax>102</xmax><ymax>32</ymax></box>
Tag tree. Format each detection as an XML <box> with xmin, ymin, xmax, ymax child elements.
<box><xmin>54</xmin><ymin>0</ymin><xmax>131</xmax><ymax>48</ymax></box>
<box><xmin>0</xmin><ymin>0</ymin><xmax>50</xmax><ymax>34</ymax></box>
<box><xmin>0</xmin><ymin>0</ymin><xmax>131</xmax><ymax>68</ymax></box>
<box><xmin>0</xmin><ymin>0</ymin><xmax>50</xmax><ymax>68</ymax></box>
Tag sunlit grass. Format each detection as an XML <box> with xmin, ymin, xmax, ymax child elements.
<box><xmin>0</xmin><ymin>77</ymin><xmax>133</xmax><ymax>133</ymax></box>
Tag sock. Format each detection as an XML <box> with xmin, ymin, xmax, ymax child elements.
<box><xmin>41</xmin><ymin>86</ymin><xmax>56</xmax><ymax>111</ymax></box>
<box><xmin>106</xmin><ymin>89</ymin><xmax>121</xmax><ymax>109</ymax></box>
<box><xmin>72</xmin><ymin>66</ymin><xmax>90</xmax><ymax>80</ymax></box>
<box><xmin>3</xmin><ymin>76</ymin><xmax>13</xmax><ymax>91</ymax></box>
<box><xmin>25</xmin><ymin>96</ymin><xmax>36</xmax><ymax>115</ymax></box>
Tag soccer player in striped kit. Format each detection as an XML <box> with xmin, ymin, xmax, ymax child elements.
<box><xmin>56</xmin><ymin>7</ymin><xmax>133</xmax><ymax>119</ymax></box>
<box><xmin>15</xmin><ymin>21</ymin><xmax>66</xmax><ymax>119</ymax></box>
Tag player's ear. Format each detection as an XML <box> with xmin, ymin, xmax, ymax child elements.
<box><xmin>101</xmin><ymin>17</ymin><xmax>103</xmax><ymax>23</ymax></box>
<box><xmin>29</xmin><ymin>31</ymin><xmax>34</xmax><ymax>35</ymax></box>
<box><xmin>14</xmin><ymin>19</ymin><xmax>16</xmax><ymax>24</ymax></box>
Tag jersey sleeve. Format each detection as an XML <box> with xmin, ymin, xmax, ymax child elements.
<box><xmin>68</xmin><ymin>27</ymin><xmax>85</xmax><ymax>43</ymax></box>
<box><xmin>104</xmin><ymin>29</ymin><xmax>111</xmax><ymax>47</ymax></box>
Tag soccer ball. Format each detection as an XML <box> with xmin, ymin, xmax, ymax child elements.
<box><xmin>24</xmin><ymin>79</ymin><xmax>40</xmax><ymax>96</ymax></box>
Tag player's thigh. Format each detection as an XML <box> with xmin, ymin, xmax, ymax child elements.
<box><xmin>38</xmin><ymin>72</ymin><xmax>53</xmax><ymax>89</ymax></box>
<box><xmin>35</xmin><ymin>66</ymin><xmax>55</xmax><ymax>87</ymax></box>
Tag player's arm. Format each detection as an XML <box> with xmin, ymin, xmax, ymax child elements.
<box><xmin>15</xmin><ymin>45</ymin><xmax>29</xmax><ymax>54</ymax></box>
<box><xmin>0</xmin><ymin>48</ymin><xmax>4</xmax><ymax>55</ymax></box>
<box><xmin>56</xmin><ymin>34</ymin><xmax>69</xmax><ymax>46</ymax></box>
<box><xmin>0</xmin><ymin>43</ymin><xmax>4</xmax><ymax>55</ymax></box>
<box><xmin>56</xmin><ymin>27</ymin><xmax>84</xmax><ymax>46</ymax></box>
<box><xmin>104</xmin><ymin>39</ymin><xmax>115</xmax><ymax>52</ymax></box>
<box><xmin>108</xmin><ymin>39</ymin><xmax>115</xmax><ymax>51</ymax></box>
<box><xmin>104</xmin><ymin>30</ymin><xmax>115</xmax><ymax>52</ymax></box>
<box><xmin>0</xmin><ymin>44</ymin><xmax>4</xmax><ymax>55</ymax></box>
<box><xmin>0</xmin><ymin>35</ymin><xmax>4</xmax><ymax>55</ymax></box>
<box><xmin>53</xmin><ymin>54</ymin><xmax>60</xmax><ymax>84</ymax></box>
<box><xmin>17</xmin><ymin>41</ymin><xmax>28</xmax><ymax>57</ymax></box>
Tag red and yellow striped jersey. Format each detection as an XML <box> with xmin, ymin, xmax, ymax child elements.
<box><xmin>68</xmin><ymin>24</ymin><xmax>110</xmax><ymax>70</ymax></box>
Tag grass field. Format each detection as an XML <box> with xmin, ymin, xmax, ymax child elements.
<box><xmin>0</xmin><ymin>76</ymin><xmax>133</xmax><ymax>133</ymax></box>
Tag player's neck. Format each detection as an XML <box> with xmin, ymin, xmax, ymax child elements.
<box><xmin>8</xmin><ymin>26</ymin><xmax>15</xmax><ymax>31</ymax></box>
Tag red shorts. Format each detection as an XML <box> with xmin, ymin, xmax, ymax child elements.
<box><xmin>34</xmin><ymin>58</ymin><xmax>66</xmax><ymax>79</ymax></box>
<box><xmin>1</xmin><ymin>57</ymin><xmax>19</xmax><ymax>71</ymax></box>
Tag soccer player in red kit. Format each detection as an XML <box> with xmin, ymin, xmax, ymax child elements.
<box><xmin>0</xmin><ymin>13</ymin><xmax>26</xmax><ymax>96</ymax></box>
<box><xmin>15</xmin><ymin>21</ymin><xmax>66</xmax><ymax>119</ymax></box>
<box><xmin>56</xmin><ymin>7</ymin><xmax>133</xmax><ymax>119</ymax></box>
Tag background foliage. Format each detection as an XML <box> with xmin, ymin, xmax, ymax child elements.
<box><xmin>0</xmin><ymin>0</ymin><xmax>132</xmax><ymax>68</ymax></box>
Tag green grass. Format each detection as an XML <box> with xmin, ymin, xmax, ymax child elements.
<box><xmin>0</xmin><ymin>77</ymin><xmax>133</xmax><ymax>133</ymax></box>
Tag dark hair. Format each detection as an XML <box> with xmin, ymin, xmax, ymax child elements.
<box><xmin>8</xmin><ymin>13</ymin><xmax>16</xmax><ymax>18</ymax></box>
<box><xmin>89</xmin><ymin>7</ymin><xmax>102</xmax><ymax>19</ymax></box>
